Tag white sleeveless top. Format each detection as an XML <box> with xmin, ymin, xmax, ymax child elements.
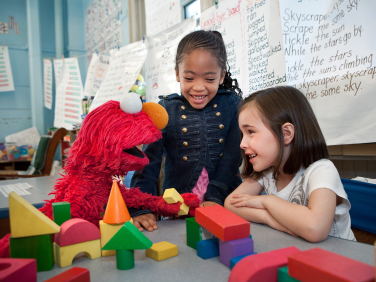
<box><xmin>258</xmin><ymin>159</ymin><xmax>356</xmax><ymax>241</ymax></box>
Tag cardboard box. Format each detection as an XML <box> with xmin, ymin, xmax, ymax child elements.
<box><xmin>5</xmin><ymin>143</ymin><xmax>35</xmax><ymax>161</ymax></box>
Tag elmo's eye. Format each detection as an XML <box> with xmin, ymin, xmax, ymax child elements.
<box><xmin>120</xmin><ymin>93</ymin><xmax>143</xmax><ymax>114</ymax></box>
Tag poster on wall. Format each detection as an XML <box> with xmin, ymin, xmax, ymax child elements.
<box><xmin>54</xmin><ymin>58</ymin><xmax>85</xmax><ymax>130</ymax></box>
<box><xmin>200</xmin><ymin>0</ymin><xmax>286</xmax><ymax>97</ymax></box>
<box><xmin>43</xmin><ymin>59</ymin><xmax>53</xmax><ymax>109</ymax></box>
<box><xmin>90</xmin><ymin>40</ymin><xmax>148</xmax><ymax>111</ymax></box>
<box><xmin>84</xmin><ymin>53</ymin><xmax>110</xmax><ymax>97</ymax></box>
<box><xmin>280</xmin><ymin>0</ymin><xmax>376</xmax><ymax>145</ymax></box>
<box><xmin>0</xmin><ymin>46</ymin><xmax>15</xmax><ymax>92</ymax></box>
<box><xmin>144</xmin><ymin>17</ymin><xmax>196</xmax><ymax>103</ymax></box>
<box><xmin>144</xmin><ymin>0</ymin><xmax>182</xmax><ymax>36</ymax></box>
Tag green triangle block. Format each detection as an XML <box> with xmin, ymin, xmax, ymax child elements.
<box><xmin>102</xmin><ymin>221</ymin><xmax>153</xmax><ymax>250</ymax></box>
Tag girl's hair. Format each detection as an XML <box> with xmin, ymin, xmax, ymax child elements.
<box><xmin>239</xmin><ymin>86</ymin><xmax>329</xmax><ymax>180</ymax></box>
<box><xmin>175</xmin><ymin>30</ymin><xmax>242</xmax><ymax>98</ymax></box>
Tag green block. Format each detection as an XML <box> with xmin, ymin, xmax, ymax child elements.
<box><xmin>52</xmin><ymin>202</ymin><xmax>71</xmax><ymax>226</ymax></box>
<box><xmin>278</xmin><ymin>267</ymin><xmax>301</xmax><ymax>282</ymax></box>
<box><xmin>116</xmin><ymin>249</ymin><xmax>135</xmax><ymax>270</ymax></box>
<box><xmin>102</xmin><ymin>221</ymin><xmax>152</xmax><ymax>250</ymax></box>
<box><xmin>186</xmin><ymin>217</ymin><xmax>202</xmax><ymax>250</ymax></box>
<box><xmin>9</xmin><ymin>234</ymin><xmax>54</xmax><ymax>272</ymax></box>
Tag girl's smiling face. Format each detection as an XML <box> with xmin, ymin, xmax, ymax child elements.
<box><xmin>239</xmin><ymin>103</ymin><xmax>280</xmax><ymax>172</ymax></box>
<box><xmin>176</xmin><ymin>49</ymin><xmax>225</xmax><ymax>109</ymax></box>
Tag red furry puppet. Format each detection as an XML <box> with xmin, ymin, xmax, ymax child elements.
<box><xmin>0</xmin><ymin>93</ymin><xmax>199</xmax><ymax>257</ymax></box>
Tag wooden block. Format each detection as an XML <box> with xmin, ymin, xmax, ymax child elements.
<box><xmin>146</xmin><ymin>241</ymin><xmax>178</xmax><ymax>261</ymax></box>
<box><xmin>230</xmin><ymin>252</ymin><xmax>257</xmax><ymax>270</ymax></box>
<box><xmin>197</xmin><ymin>238</ymin><xmax>219</xmax><ymax>259</ymax></box>
<box><xmin>277</xmin><ymin>267</ymin><xmax>300</xmax><ymax>282</ymax></box>
<box><xmin>99</xmin><ymin>220</ymin><xmax>123</xmax><ymax>257</ymax></box>
<box><xmin>44</xmin><ymin>267</ymin><xmax>90</xmax><ymax>282</ymax></box>
<box><xmin>0</xmin><ymin>258</ymin><xmax>37</xmax><ymax>282</ymax></box>
<box><xmin>228</xmin><ymin>246</ymin><xmax>301</xmax><ymax>282</ymax></box>
<box><xmin>116</xmin><ymin>249</ymin><xmax>134</xmax><ymax>270</ymax></box>
<box><xmin>288</xmin><ymin>248</ymin><xmax>375</xmax><ymax>282</ymax></box>
<box><xmin>219</xmin><ymin>237</ymin><xmax>254</xmax><ymax>267</ymax></box>
<box><xmin>178</xmin><ymin>202</ymin><xmax>189</xmax><ymax>215</ymax></box>
<box><xmin>186</xmin><ymin>217</ymin><xmax>201</xmax><ymax>250</ymax></box>
<box><xmin>103</xmin><ymin>181</ymin><xmax>131</xmax><ymax>224</ymax></box>
<box><xmin>9</xmin><ymin>192</ymin><xmax>60</xmax><ymax>238</ymax></box>
<box><xmin>54</xmin><ymin>218</ymin><xmax>101</xmax><ymax>247</ymax></box>
<box><xmin>195</xmin><ymin>206</ymin><xmax>250</xmax><ymax>242</ymax></box>
<box><xmin>9</xmin><ymin>235</ymin><xmax>54</xmax><ymax>272</ymax></box>
<box><xmin>52</xmin><ymin>202</ymin><xmax>71</xmax><ymax>226</ymax></box>
<box><xmin>163</xmin><ymin>188</ymin><xmax>184</xmax><ymax>204</ymax></box>
<box><xmin>54</xmin><ymin>239</ymin><xmax>101</xmax><ymax>268</ymax></box>
<box><xmin>102</xmin><ymin>221</ymin><xmax>152</xmax><ymax>251</ymax></box>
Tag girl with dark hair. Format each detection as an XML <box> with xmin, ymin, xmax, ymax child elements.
<box><xmin>225</xmin><ymin>86</ymin><xmax>355</xmax><ymax>242</ymax></box>
<box><xmin>130</xmin><ymin>30</ymin><xmax>243</xmax><ymax>231</ymax></box>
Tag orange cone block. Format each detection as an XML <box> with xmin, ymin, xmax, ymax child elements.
<box><xmin>103</xmin><ymin>181</ymin><xmax>132</xmax><ymax>224</ymax></box>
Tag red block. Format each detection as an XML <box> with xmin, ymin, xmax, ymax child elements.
<box><xmin>54</xmin><ymin>218</ymin><xmax>101</xmax><ymax>247</ymax></box>
<box><xmin>44</xmin><ymin>267</ymin><xmax>90</xmax><ymax>282</ymax></box>
<box><xmin>0</xmin><ymin>258</ymin><xmax>37</xmax><ymax>282</ymax></box>
<box><xmin>195</xmin><ymin>206</ymin><xmax>250</xmax><ymax>241</ymax></box>
<box><xmin>229</xmin><ymin>246</ymin><xmax>301</xmax><ymax>282</ymax></box>
<box><xmin>288</xmin><ymin>248</ymin><xmax>375</xmax><ymax>282</ymax></box>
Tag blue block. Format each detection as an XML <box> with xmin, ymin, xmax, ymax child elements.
<box><xmin>197</xmin><ymin>238</ymin><xmax>219</xmax><ymax>259</ymax></box>
<box><xmin>230</xmin><ymin>252</ymin><xmax>257</xmax><ymax>270</ymax></box>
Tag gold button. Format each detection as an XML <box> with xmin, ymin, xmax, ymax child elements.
<box><xmin>216</xmin><ymin>112</ymin><xmax>221</xmax><ymax>117</ymax></box>
<box><xmin>181</xmin><ymin>115</ymin><xmax>187</xmax><ymax>120</ymax></box>
<box><xmin>226</xmin><ymin>89</ymin><xmax>230</xmax><ymax>92</ymax></box>
<box><xmin>219</xmin><ymin>124</ymin><xmax>224</xmax><ymax>130</ymax></box>
<box><xmin>220</xmin><ymin>153</ymin><xmax>223</xmax><ymax>157</ymax></box>
<box><xmin>182</xmin><ymin>128</ymin><xmax>188</xmax><ymax>133</ymax></box>
<box><xmin>212</xmin><ymin>104</ymin><xmax>218</xmax><ymax>108</ymax></box>
<box><xmin>183</xmin><ymin>142</ymin><xmax>188</xmax><ymax>147</ymax></box>
<box><xmin>183</xmin><ymin>156</ymin><xmax>188</xmax><ymax>161</ymax></box>
<box><xmin>219</xmin><ymin>138</ymin><xmax>224</xmax><ymax>144</ymax></box>
<box><xmin>163</xmin><ymin>95</ymin><xmax>168</xmax><ymax>98</ymax></box>
<box><xmin>181</xmin><ymin>105</ymin><xmax>186</xmax><ymax>110</ymax></box>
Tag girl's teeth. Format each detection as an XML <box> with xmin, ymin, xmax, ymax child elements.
<box><xmin>192</xmin><ymin>95</ymin><xmax>206</xmax><ymax>100</ymax></box>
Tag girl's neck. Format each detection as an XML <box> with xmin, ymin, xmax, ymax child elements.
<box><xmin>274</xmin><ymin>145</ymin><xmax>294</xmax><ymax>192</ymax></box>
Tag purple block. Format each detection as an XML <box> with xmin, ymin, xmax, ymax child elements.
<box><xmin>219</xmin><ymin>237</ymin><xmax>254</xmax><ymax>267</ymax></box>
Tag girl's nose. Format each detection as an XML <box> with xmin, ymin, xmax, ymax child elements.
<box><xmin>192</xmin><ymin>80</ymin><xmax>205</xmax><ymax>91</ymax></box>
<box><xmin>240</xmin><ymin>137</ymin><xmax>248</xmax><ymax>149</ymax></box>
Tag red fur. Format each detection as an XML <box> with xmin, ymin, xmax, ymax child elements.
<box><xmin>0</xmin><ymin>100</ymin><xmax>199</xmax><ymax>257</ymax></box>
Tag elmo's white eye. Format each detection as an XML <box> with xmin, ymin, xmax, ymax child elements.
<box><xmin>120</xmin><ymin>93</ymin><xmax>142</xmax><ymax>114</ymax></box>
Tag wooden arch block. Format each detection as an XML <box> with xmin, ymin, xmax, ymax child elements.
<box><xmin>53</xmin><ymin>239</ymin><xmax>101</xmax><ymax>268</ymax></box>
<box><xmin>228</xmin><ymin>246</ymin><xmax>301</xmax><ymax>282</ymax></box>
<box><xmin>0</xmin><ymin>258</ymin><xmax>36</xmax><ymax>282</ymax></box>
<box><xmin>54</xmin><ymin>218</ymin><xmax>101</xmax><ymax>247</ymax></box>
<box><xmin>9</xmin><ymin>192</ymin><xmax>60</xmax><ymax>238</ymax></box>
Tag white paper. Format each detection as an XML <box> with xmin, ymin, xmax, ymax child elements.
<box><xmin>54</xmin><ymin>58</ymin><xmax>85</xmax><ymax>130</ymax></box>
<box><xmin>280</xmin><ymin>0</ymin><xmax>376</xmax><ymax>145</ymax></box>
<box><xmin>145</xmin><ymin>17</ymin><xmax>196</xmax><ymax>103</ymax></box>
<box><xmin>0</xmin><ymin>46</ymin><xmax>15</xmax><ymax>92</ymax></box>
<box><xmin>90</xmin><ymin>41</ymin><xmax>148</xmax><ymax>111</ymax></box>
<box><xmin>0</xmin><ymin>183</ymin><xmax>33</xmax><ymax>197</ymax></box>
<box><xmin>84</xmin><ymin>53</ymin><xmax>110</xmax><ymax>97</ymax></box>
<box><xmin>43</xmin><ymin>59</ymin><xmax>53</xmax><ymax>109</ymax></box>
<box><xmin>144</xmin><ymin>0</ymin><xmax>182</xmax><ymax>36</ymax></box>
<box><xmin>5</xmin><ymin>127</ymin><xmax>41</xmax><ymax>145</ymax></box>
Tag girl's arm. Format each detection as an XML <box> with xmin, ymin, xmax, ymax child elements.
<box><xmin>224</xmin><ymin>177</ymin><xmax>296</xmax><ymax>236</ymax></box>
<box><xmin>231</xmin><ymin>188</ymin><xmax>337</xmax><ymax>242</ymax></box>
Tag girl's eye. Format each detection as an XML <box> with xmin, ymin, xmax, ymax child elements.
<box><xmin>206</xmin><ymin>79</ymin><xmax>215</xmax><ymax>82</ymax></box>
<box><xmin>184</xmin><ymin>77</ymin><xmax>193</xmax><ymax>81</ymax></box>
<box><xmin>248</xmin><ymin>130</ymin><xmax>254</xmax><ymax>134</ymax></box>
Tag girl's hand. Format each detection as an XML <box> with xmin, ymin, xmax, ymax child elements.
<box><xmin>229</xmin><ymin>194</ymin><xmax>267</xmax><ymax>209</ymax></box>
<box><xmin>199</xmin><ymin>201</ymin><xmax>219</xmax><ymax>208</ymax></box>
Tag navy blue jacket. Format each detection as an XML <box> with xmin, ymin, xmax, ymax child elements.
<box><xmin>129</xmin><ymin>89</ymin><xmax>242</xmax><ymax>217</ymax></box>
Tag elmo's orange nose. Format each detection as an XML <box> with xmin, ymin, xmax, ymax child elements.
<box><xmin>142</xmin><ymin>102</ymin><xmax>168</xmax><ymax>131</ymax></box>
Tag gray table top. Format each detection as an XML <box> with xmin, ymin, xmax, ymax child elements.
<box><xmin>0</xmin><ymin>175</ymin><xmax>60</xmax><ymax>217</ymax></box>
<box><xmin>37</xmin><ymin>218</ymin><xmax>375</xmax><ymax>282</ymax></box>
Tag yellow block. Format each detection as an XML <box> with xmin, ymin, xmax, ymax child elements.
<box><xmin>145</xmin><ymin>241</ymin><xmax>178</xmax><ymax>261</ymax></box>
<box><xmin>9</xmin><ymin>191</ymin><xmax>60</xmax><ymax>238</ymax></box>
<box><xmin>99</xmin><ymin>220</ymin><xmax>123</xmax><ymax>257</ymax></box>
<box><xmin>54</xmin><ymin>239</ymin><xmax>101</xmax><ymax>268</ymax></box>
<box><xmin>163</xmin><ymin>188</ymin><xmax>184</xmax><ymax>204</ymax></box>
<box><xmin>178</xmin><ymin>203</ymin><xmax>189</xmax><ymax>216</ymax></box>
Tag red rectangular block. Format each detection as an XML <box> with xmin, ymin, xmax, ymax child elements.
<box><xmin>195</xmin><ymin>205</ymin><xmax>250</xmax><ymax>241</ymax></box>
<box><xmin>0</xmin><ymin>258</ymin><xmax>36</xmax><ymax>282</ymax></box>
<box><xmin>288</xmin><ymin>248</ymin><xmax>375</xmax><ymax>282</ymax></box>
<box><xmin>44</xmin><ymin>267</ymin><xmax>90</xmax><ymax>282</ymax></box>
